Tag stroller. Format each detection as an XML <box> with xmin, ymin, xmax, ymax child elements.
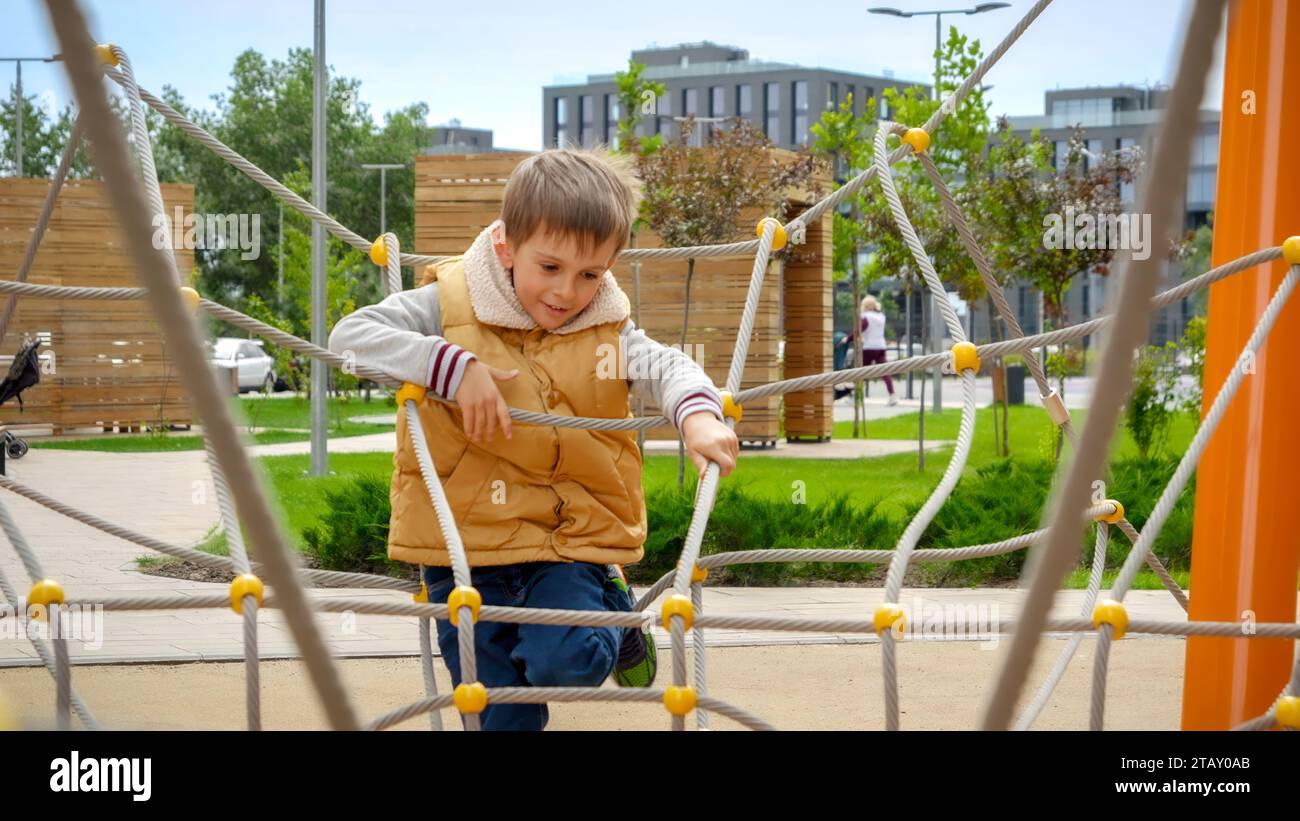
<box><xmin>0</xmin><ymin>335</ymin><xmax>42</xmax><ymax>460</ymax></box>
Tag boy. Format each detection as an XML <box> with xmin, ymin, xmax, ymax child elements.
<box><xmin>327</xmin><ymin>147</ymin><xmax>739</xmax><ymax>730</ymax></box>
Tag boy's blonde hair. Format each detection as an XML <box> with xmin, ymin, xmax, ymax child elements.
<box><xmin>500</xmin><ymin>145</ymin><xmax>642</xmax><ymax>260</ymax></box>
<box><xmin>861</xmin><ymin>294</ymin><xmax>882</xmax><ymax>313</ymax></box>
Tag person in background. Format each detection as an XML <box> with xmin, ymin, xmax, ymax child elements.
<box><xmin>835</xmin><ymin>294</ymin><xmax>898</xmax><ymax>405</ymax></box>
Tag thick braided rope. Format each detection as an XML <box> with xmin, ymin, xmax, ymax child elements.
<box><xmin>78</xmin><ymin>592</ymin><xmax>1300</xmax><ymax>639</ymax></box>
<box><xmin>111</xmin><ymin>48</ymin><xmax>171</xmax><ymax>267</ymax></box>
<box><xmin>691</xmin><ymin>580</ymin><xmax>710</xmax><ymax>730</ymax></box>
<box><xmin>871</xmin><ymin>122</ymin><xmax>966</xmax><ymax>342</ymax></box>
<box><xmin>115</xmin><ymin>40</ymin><xmax>267</xmax><ymax>731</ymax></box>
<box><xmin>19</xmin><ymin>0</ymin><xmax>1292</xmax><ymax>733</ymax></box>
<box><xmin>790</xmin><ymin>0</ymin><xmax>1057</xmax><ymax>236</ymax></box>
<box><xmin>1079</xmin><ymin>265</ymin><xmax>1299</xmax><ymax>731</ymax></box>
<box><xmin>364</xmin><ymin>688</ymin><xmax>775</xmax><ymax>732</ymax></box>
<box><xmin>417</xmin><ymin>616</ymin><xmax>443</xmax><ymax>731</ymax></box>
<box><xmin>1090</xmin><ymin>623</ymin><xmax>1115</xmax><ymax>730</ymax></box>
<box><xmin>402</xmin><ymin>402</ymin><xmax>472</xmax><ymax>587</ymax></box>
<box><xmin>1014</xmin><ymin>522</ymin><xmax>1111</xmax><ymax>730</ymax></box>
<box><xmin>1108</xmin><ymin>268</ymin><xmax>1298</xmax><ymax>601</ymax></box>
<box><xmin>401</xmin><ymin>399</ymin><xmax>483</xmax><ymax>729</ymax></box>
<box><xmin>0</xmin><ymin>499</ymin><xmax>99</xmax><ymax>728</ymax></box>
<box><xmin>52</xmin><ymin>605</ymin><xmax>71</xmax><ymax>729</ymax></box>
<box><xmin>87</xmin><ymin>3</ymin><xmax>1058</xmax><ymax>274</ymax></box>
<box><xmin>202</xmin><ymin>435</ymin><xmax>262</xmax><ymax>730</ymax></box>
<box><xmin>917</xmin><ymin>150</ymin><xmax>1188</xmax><ymax>613</ymax></box>
<box><xmin>631</xmin><ymin>501</ymin><xmax>1118</xmax><ymax>610</ymax></box>
<box><xmin>980</xmin><ymin>0</ymin><xmax>1226</xmax><ymax>730</ymax></box>
<box><xmin>0</xmin><ymin>474</ymin><xmax>419</xmax><ymax>592</ymax></box>
<box><xmin>0</xmin><ymin>246</ymin><xmax>1279</xmax><ymax>435</ymax></box>
<box><xmin>914</xmin><ymin>145</ymin><xmax>1191</xmax><ymax>729</ymax></box>
<box><xmin>0</xmin><ymin>115</ymin><xmax>84</xmax><ymax>345</ymax></box>
<box><xmin>383</xmin><ymin>233</ymin><xmax>401</xmax><ymax>296</ymax></box>
<box><xmin>1233</xmin><ymin>654</ymin><xmax>1300</xmax><ymax>731</ymax></box>
<box><xmin>882</xmin><ymin>372</ymin><xmax>978</xmax><ymax>730</ymax></box>
<box><xmin>659</xmin><ymin>224</ymin><xmax>781</xmax><ymax>729</ymax></box>
<box><xmin>49</xmin><ymin>2</ymin><xmax>361</xmax><ymax>729</ymax></box>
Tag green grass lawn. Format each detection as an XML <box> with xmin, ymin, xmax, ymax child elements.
<box><xmin>96</xmin><ymin>396</ymin><xmax>1207</xmax><ymax>590</ymax></box>
<box><xmin>33</xmin><ymin>394</ymin><xmax>396</xmax><ymax>452</ymax></box>
<box><xmin>832</xmin><ymin>404</ymin><xmax>1198</xmax><ymax>469</ymax></box>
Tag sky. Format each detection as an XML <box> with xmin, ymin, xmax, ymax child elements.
<box><xmin>3</xmin><ymin>0</ymin><xmax>1226</xmax><ymax>152</ymax></box>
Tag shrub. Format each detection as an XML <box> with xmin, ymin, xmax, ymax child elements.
<box><xmin>639</xmin><ymin>483</ymin><xmax>899</xmax><ymax>585</ymax></box>
<box><xmin>301</xmin><ymin>474</ymin><xmax>403</xmax><ymax>576</ymax></box>
<box><xmin>1125</xmin><ymin>343</ymin><xmax>1181</xmax><ymax>457</ymax></box>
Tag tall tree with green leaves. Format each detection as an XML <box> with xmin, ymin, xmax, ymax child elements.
<box><xmin>812</xmin><ymin>26</ymin><xmax>992</xmax><ymax>460</ymax></box>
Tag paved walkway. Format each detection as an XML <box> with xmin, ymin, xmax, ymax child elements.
<box><xmin>1</xmin><ymin>378</ymin><xmax>1235</xmax><ymax>670</ymax></box>
<box><xmin>0</xmin><ymin>442</ymin><xmax>1201</xmax><ymax>668</ymax></box>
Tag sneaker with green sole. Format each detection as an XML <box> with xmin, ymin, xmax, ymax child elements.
<box><xmin>606</xmin><ymin>564</ymin><xmax>657</xmax><ymax>688</ymax></box>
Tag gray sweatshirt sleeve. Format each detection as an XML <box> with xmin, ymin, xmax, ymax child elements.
<box><xmin>326</xmin><ymin>284</ymin><xmax>476</xmax><ymax>399</ymax></box>
<box><xmin>619</xmin><ymin>319</ymin><xmax>724</xmax><ymax>429</ymax></box>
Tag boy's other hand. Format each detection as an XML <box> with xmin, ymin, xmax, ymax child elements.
<box><xmin>455</xmin><ymin>361</ymin><xmax>518</xmax><ymax>443</ymax></box>
<box><xmin>682</xmin><ymin>411</ymin><xmax>739</xmax><ymax>478</ymax></box>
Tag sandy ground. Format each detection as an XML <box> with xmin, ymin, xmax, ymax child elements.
<box><xmin>0</xmin><ymin>637</ymin><xmax>1185</xmax><ymax>730</ymax></box>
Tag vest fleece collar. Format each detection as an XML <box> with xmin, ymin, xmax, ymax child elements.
<box><xmin>460</xmin><ymin>219</ymin><xmax>630</xmax><ymax>335</ymax></box>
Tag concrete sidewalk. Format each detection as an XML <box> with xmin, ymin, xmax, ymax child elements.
<box><xmin>0</xmin><ymin>432</ymin><xmax>1203</xmax><ymax>670</ymax></box>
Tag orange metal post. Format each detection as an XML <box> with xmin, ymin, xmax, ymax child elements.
<box><xmin>1181</xmin><ymin>0</ymin><xmax>1300</xmax><ymax>729</ymax></box>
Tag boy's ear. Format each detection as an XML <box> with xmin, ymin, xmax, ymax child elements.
<box><xmin>493</xmin><ymin>240</ymin><xmax>515</xmax><ymax>271</ymax></box>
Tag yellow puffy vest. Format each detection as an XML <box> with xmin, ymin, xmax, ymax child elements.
<box><xmin>387</xmin><ymin>257</ymin><xmax>645</xmax><ymax>568</ymax></box>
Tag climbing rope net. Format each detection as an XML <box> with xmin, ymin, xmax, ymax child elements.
<box><xmin>3</xmin><ymin>0</ymin><xmax>1298</xmax><ymax>732</ymax></box>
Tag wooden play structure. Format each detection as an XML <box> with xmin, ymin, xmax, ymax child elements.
<box><xmin>413</xmin><ymin>150</ymin><xmax>833</xmax><ymax>446</ymax></box>
<box><xmin>0</xmin><ymin>177</ymin><xmax>195</xmax><ymax>434</ymax></box>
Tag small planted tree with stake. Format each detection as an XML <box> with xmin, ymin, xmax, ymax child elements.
<box><xmin>637</xmin><ymin>115</ymin><xmax>824</xmax><ymax>486</ymax></box>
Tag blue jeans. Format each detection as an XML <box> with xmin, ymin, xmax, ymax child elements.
<box><xmin>421</xmin><ymin>561</ymin><xmax>634</xmax><ymax>731</ymax></box>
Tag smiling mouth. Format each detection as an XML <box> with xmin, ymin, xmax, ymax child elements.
<box><xmin>543</xmin><ymin>302</ymin><xmax>569</xmax><ymax>315</ymax></box>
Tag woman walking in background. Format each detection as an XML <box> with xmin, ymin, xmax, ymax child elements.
<box><xmin>835</xmin><ymin>295</ymin><xmax>898</xmax><ymax>405</ymax></box>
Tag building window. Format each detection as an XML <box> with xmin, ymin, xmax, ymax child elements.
<box><xmin>793</xmin><ymin>81</ymin><xmax>809</xmax><ymax>145</ymax></box>
<box><xmin>604</xmin><ymin>94</ymin><xmax>619</xmax><ymax>149</ymax></box>
<box><xmin>1187</xmin><ymin>168</ymin><xmax>1217</xmax><ymax>204</ymax></box>
<box><xmin>1086</xmin><ymin>138</ymin><xmax>1103</xmax><ymax>170</ymax></box>
<box><xmin>655</xmin><ymin>92</ymin><xmax>672</xmax><ymax>137</ymax></box>
<box><xmin>828</xmin><ymin>81</ymin><xmax>839</xmax><ymax>109</ymax></box>
<box><xmin>1054</xmin><ymin>140</ymin><xmax>1071</xmax><ymax>172</ymax></box>
<box><xmin>1119</xmin><ymin>137</ymin><xmax>1137</xmax><ymax>202</ymax></box>
<box><xmin>683</xmin><ymin>87</ymin><xmax>700</xmax><ymax>147</ymax></box>
<box><xmin>553</xmin><ymin>97</ymin><xmax>568</xmax><ymax>147</ymax></box>
<box><xmin>1192</xmin><ymin>132</ymin><xmax>1219</xmax><ymax>166</ymax></box>
<box><xmin>709</xmin><ymin>86</ymin><xmax>725</xmax><ymax>117</ymax></box>
<box><xmin>736</xmin><ymin>84</ymin><xmax>752</xmax><ymax>121</ymax></box>
<box><xmin>580</xmin><ymin>95</ymin><xmax>594</xmax><ymax>148</ymax></box>
<box><xmin>1050</xmin><ymin>96</ymin><xmax>1114</xmax><ymax>128</ymax></box>
<box><xmin>764</xmin><ymin>82</ymin><xmax>780</xmax><ymax>140</ymax></box>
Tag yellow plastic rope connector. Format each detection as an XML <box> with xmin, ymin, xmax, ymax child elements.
<box><xmin>229</xmin><ymin>573</ymin><xmax>263</xmax><ymax>615</ymax></box>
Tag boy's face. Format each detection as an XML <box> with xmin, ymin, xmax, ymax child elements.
<box><xmin>493</xmin><ymin>222</ymin><xmax>620</xmax><ymax>330</ymax></box>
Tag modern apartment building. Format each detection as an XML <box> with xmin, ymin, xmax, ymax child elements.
<box><xmin>997</xmin><ymin>85</ymin><xmax>1221</xmax><ymax>346</ymax></box>
<box><xmin>542</xmin><ymin>42</ymin><xmax>926</xmax><ymax>151</ymax></box>
<box><xmin>422</xmin><ymin>119</ymin><xmax>496</xmax><ymax>155</ymax></box>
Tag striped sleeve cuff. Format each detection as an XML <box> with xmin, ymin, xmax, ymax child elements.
<box><xmin>673</xmin><ymin>390</ymin><xmax>724</xmax><ymax>430</ymax></box>
<box><xmin>426</xmin><ymin>339</ymin><xmax>476</xmax><ymax>400</ymax></box>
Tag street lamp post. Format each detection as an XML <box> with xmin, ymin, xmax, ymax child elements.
<box><xmin>867</xmin><ymin>3</ymin><xmax>1009</xmax><ymax>412</ymax></box>
<box><xmin>360</xmin><ymin>162</ymin><xmax>405</xmax><ymax>236</ymax></box>
<box><xmin>1</xmin><ymin>55</ymin><xmax>62</xmax><ymax>177</ymax></box>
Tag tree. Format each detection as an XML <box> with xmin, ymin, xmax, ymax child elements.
<box><xmin>812</xmin><ymin>26</ymin><xmax>993</xmax><ymax>463</ymax></box>
<box><xmin>613</xmin><ymin>61</ymin><xmax>665</xmax><ymax>157</ymax></box>
<box><xmin>0</xmin><ymin>83</ymin><xmax>110</xmax><ymax>177</ymax></box>
<box><xmin>638</xmin><ymin>116</ymin><xmax>824</xmax><ymax>485</ymax></box>
<box><xmin>967</xmin><ymin>119</ymin><xmax>1144</xmax><ymax>456</ymax></box>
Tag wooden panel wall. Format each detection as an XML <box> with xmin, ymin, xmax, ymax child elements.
<box><xmin>0</xmin><ymin>178</ymin><xmax>196</xmax><ymax>433</ymax></box>
<box><xmin>412</xmin><ymin>151</ymin><xmax>831</xmax><ymax>444</ymax></box>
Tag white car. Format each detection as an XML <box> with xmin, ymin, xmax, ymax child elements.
<box><xmin>209</xmin><ymin>337</ymin><xmax>277</xmax><ymax>393</ymax></box>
